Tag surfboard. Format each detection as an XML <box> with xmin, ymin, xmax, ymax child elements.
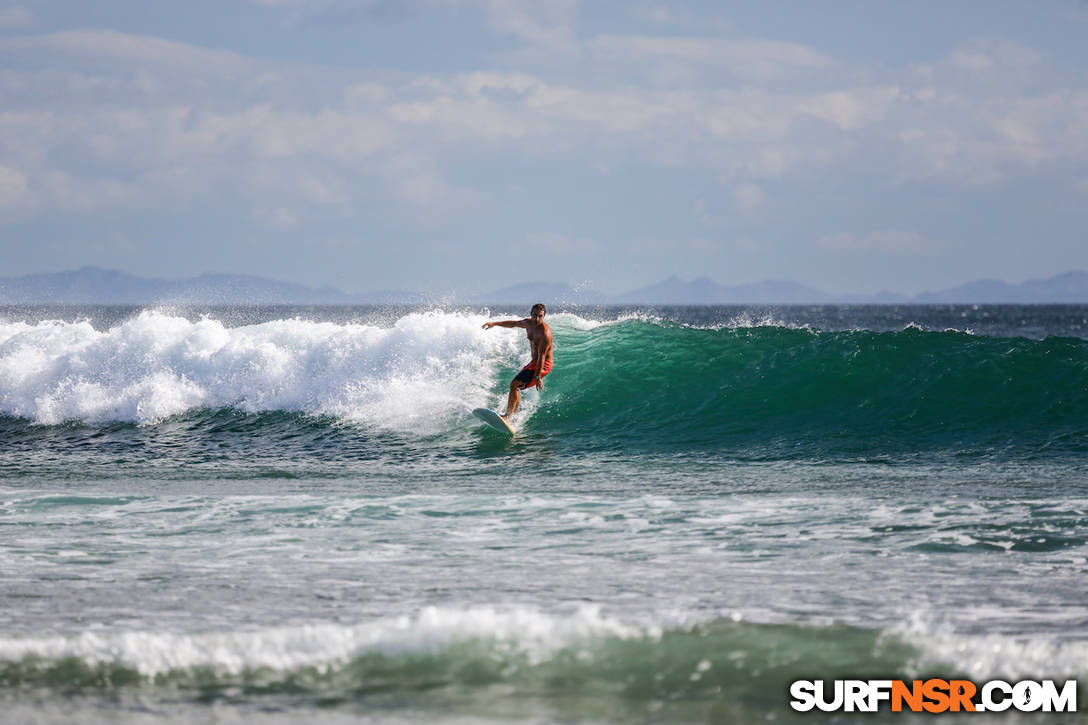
<box><xmin>472</xmin><ymin>408</ymin><xmax>515</xmax><ymax>435</ymax></box>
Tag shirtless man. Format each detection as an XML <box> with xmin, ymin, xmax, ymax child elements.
<box><xmin>481</xmin><ymin>303</ymin><xmax>554</xmax><ymax>420</ymax></box>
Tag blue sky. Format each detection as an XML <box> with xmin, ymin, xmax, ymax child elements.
<box><xmin>1</xmin><ymin>1</ymin><xmax>1087</xmax><ymax>296</ymax></box>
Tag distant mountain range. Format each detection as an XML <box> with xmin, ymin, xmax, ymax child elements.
<box><xmin>2</xmin><ymin>267</ymin><xmax>1087</xmax><ymax>305</ymax></box>
<box><xmin>612</xmin><ymin>271</ymin><xmax>1088</xmax><ymax>304</ymax></box>
<box><xmin>614</xmin><ymin>277</ymin><xmax>833</xmax><ymax>304</ymax></box>
<box><xmin>0</xmin><ymin>267</ymin><xmax>424</xmax><ymax>305</ymax></box>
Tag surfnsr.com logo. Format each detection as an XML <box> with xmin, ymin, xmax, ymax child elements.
<box><xmin>789</xmin><ymin>679</ymin><xmax>1078</xmax><ymax>713</ymax></box>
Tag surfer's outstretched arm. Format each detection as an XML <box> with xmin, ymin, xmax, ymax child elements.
<box><xmin>482</xmin><ymin>319</ymin><xmax>529</xmax><ymax>330</ymax></box>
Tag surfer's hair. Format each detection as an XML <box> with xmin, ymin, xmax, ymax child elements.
<box><xmin>531</xmin><ymin>303</ymin><xmax>546</xmax><ymax>316</ymax></box>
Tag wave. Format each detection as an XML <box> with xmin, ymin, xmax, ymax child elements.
<box><xmin>1</xmin><ymin>606</ymin><xmax>1083</xmax><ymax>719</ymax></box>
<box><xmin>537</xmin><ymin>318</ymin><xmax>1088</xmax><ymax>455</ymax></box>
<box><xmin>2</xmin><ymin>312</ymin><xmax>1086</xmax><ymax>456</ymax></box>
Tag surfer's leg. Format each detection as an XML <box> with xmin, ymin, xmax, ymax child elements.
<box><xmin>504</xmin><ymin>381</ymin><xmax>522</xmax><ymax>418</ymax></box>
<box><xmin>505</xmin><ymin>366</ymin><xmax>534</xmax><ymax>417</ymax></box>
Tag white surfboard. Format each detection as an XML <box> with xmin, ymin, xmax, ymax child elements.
<box><xmin>472</xmin><ymin>407</ymin><xmax>515</xmax><ymax>435</ymax></box>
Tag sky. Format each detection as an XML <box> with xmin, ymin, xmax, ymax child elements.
<box><xmin>1</xmin><ymin>1</ymin><xmax>1087</xmax><ymax>297</ymax></box>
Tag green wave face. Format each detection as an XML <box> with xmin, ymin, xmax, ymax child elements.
<box><xmin>0</xmin><ymin>620</ymin><xmax>922</xmax><ymax>723</ymax></box>
<box><xmin>540</xmin><ymin>321</ymin><xmax>1088</xmax><ymax>457</ymax></box>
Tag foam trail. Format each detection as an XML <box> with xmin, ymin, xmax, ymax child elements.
<box><xmin>0</xmin><ymin>311</ymin><xmax>524</xmax><ymax>428</ymax></box>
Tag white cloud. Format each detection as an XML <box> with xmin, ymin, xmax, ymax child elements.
<box><xmin>521</xmin><ymin>232</ymin><xmax>600</xmax><ymax>256</ymax></box>
<box><xmin>0</xmin><ymin>165</ymin><xmax>29</xmax><ymax>212</ymax></box>
<box><xmin>241</xmin><ymin>0</ymin><xmax>405</xmax><ymax>11</ymax></box>
<box><xmin>0</xmin><ymin>20</ymin><xmax>1086</xmax><ymax>229</ymax></box>
<box><xmin>693</xmin><ymin>197</ymin><xmax>712</xmax><ymax>224</ymax></box>
<box><xmin>250</xmin><ymin>109</ymin><xmax>393</xmax><ymax>159</ymax></box>
<box><xmin>0</xmin><ymin>104</ymin><xmax>395</xmax><ymax>220</ymax></box>
<box><xmin>731</xmin><ymin>183</ymin><xmax>767</xmax><ymax>213</ymax></box>
<box><xmin>817</xmin><ymin>230</ymin><xmax>938</xmax><ymax>255</ymax></box>
<box><xmin>253</xmin><ymin>207</ymin><xmax>299</xmax><ymax>229</ymax></box>
<box><xmin>891</xmin><ymin>90</ymin><xmax>1088</xmax><ymax>186</ymax></box>
<box><xmin>631</xmin><ymin>5</ymin><xmax>684</xmax><ymax>25</ymax></box>
<box><xmin>0</xmin><ymin>30</ymin><xmax>253</xmax><ymax>74</ymax></box>
<box><xmin>479</xmin><ymin>0</ymin><xmax>580</xmax><ymax>54</ymax></box>
<box><xmin>345</xmin><ymin>81</ymin><xmax>390</xmax><ymax>105</ymax></box>
<box><xmin>39</xmin><ymin>169</ymin><xmax>139</xmax><ymax>213</ymax></box>
<box><xmin>629</xmin><ymin>236</ymin><xmax>754</xmax><ymax>256</ymax></box>
<box><xmin>589</xmin><ymin>34</ymin><xmax>836</xmax><ymax>81</ymax></box>
<box><xmin>697</xmin><ymin>90</ymin><xmax>793</xmax><ymax>141</ymax></box>
<box><xmin>298</xmin><ymin>173</ymin><xmax>351</xmax><ymax>204</ymax></box>
<box><xmin>949</xmin><ymin>39</ymin><xmax>1041</xmax><ymax>75</ymax></box>
<box><xmin>387</xmin><ymin>81</ymin><xmax>539</xmax><ymax>141</ymax></box>
<box><xmin>909</xmin><ymin>39</ymin><xmax>1048</xmax><ymax>99</ymax></box>
<box><xmin>456</xmin><ymin>70</ymin><xmax>537</xmax><ymax>97</ymax></box>
<box><xmin>383</xmin><ymin>154</ymin><xmax>482</xmax><ymax>213</ymax></box>
<box><xmin>318</xmin><ymin>234</ymin><xmax>364</xmax><ymax>249</ymax></box>
<box><xmin>0</xmin><ymin>5</ymin><xmax>32</xmax><ymax>29</ymax></box>
<box><xmin>688</xmin><ymin>237</ymin><xmax>727</xmax><ymax>255</ymax></box>
<box><xmin>794</xmin><ymin>87</ymin><xmax>900</xmax><ymax>131</ymax></box>
<box><xmin>630</xmin><ymin>5</ymin><xmax>728</xmax><ymax>29</ymax></box>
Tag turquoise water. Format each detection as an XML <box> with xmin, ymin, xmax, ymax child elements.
<box><xmin>1</xmin><ymin>305</ymin><xmax>1086</xmax><ymax>723</ymax></box>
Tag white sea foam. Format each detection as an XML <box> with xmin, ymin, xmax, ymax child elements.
<box><xmin>0</xmin><ymin>311</ymin><xmax>525</xmax><ymax>427</ymax></box>
<box><xmin>3</xmin><ymin>603</ymin><xmax>1081</xmax><ymax>684</ymax></box>
<box><xmin>897</xmin><ymin>612</ymin><xmax>1088</xmax><ymax>680</ymax></box>
<box><xmin>0</xmin><ymin>605</ymin><xmax>649</xmax><ymax>677</ymax></box>
<box><xmin>548</xmin><ymin>311</ymin><xmax>665</xmax><ymax>331</ymax></box>
<box><xmin>722</xmin><ymin>311</ymin><xmax>790</xmax><ymax>329</ymax></box>
<box><xmin>549</xmin><ymin>312</ymin><xmax>606</xmax><ymax>331</ymax></box>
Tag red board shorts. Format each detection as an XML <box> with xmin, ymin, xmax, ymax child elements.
<box><xmin>513</xmin><ymin>360</ymin><xmax>552</xmax><ymax>389</ymax></box>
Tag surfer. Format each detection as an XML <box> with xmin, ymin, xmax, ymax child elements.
<box><xmin>482</xmin><ymin>303</ymin><xmax>553</xmax><ymax>419</ymax></box>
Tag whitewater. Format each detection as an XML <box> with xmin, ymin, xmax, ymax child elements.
<box><xmin>1</xmin><ymin>304</ymin><xmax>1086</xmax><ymax>724</ymax></box>
<box><xmin>0</xmin><ymin>310</ymin><xmax>524</xmax><ymax>427</ymax></box>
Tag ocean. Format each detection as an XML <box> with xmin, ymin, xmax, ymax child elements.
<box><xmin>1</xmin><ymin>304</ymin><xmax>1086</xmax><ymax>724</ymax></box>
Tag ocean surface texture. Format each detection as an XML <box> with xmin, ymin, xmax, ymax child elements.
<box><xmin>1</xmin><ymin>304</ymin><xmax>1086</xmax><ymax>724</ymax></box>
